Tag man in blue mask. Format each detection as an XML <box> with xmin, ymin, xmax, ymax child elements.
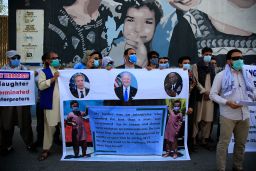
<box><xmin>158</xmin><ymin>57</ymin><xmax>170</xmax><ymax>69</ymax></box>
<box><xmin>210</xmin><ymin>49</ymin><xmax>256</xmax><ymax>171</ymax></box>
<box><xmin>146</xmin><ymin>51</ymin><xmax>159</xmax><ymax>70</ymax></box>
<box><xmin>116</xmin><ymin>48</ymin><xmax>141</xmax><ymax>69</ymax></box>
<box><xmin>0</xmin><ymin>50</ymin><xmax>35</xmax><ymax>156</ymax></box>
<box><xmin>1</xmin><ymin>50</ymin><xmax>26</xmax><ymax>70</ymax></box>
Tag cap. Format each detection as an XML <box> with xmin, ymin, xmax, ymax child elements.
<box><xmin>102</xmin><ymin>56</ymin><xmax>114</xmax><ymax>68</ymax></box>
<box><xmin>6</xmin><ymin>50</ymin><xmax>18</xmax><ymax>58</ymax></box>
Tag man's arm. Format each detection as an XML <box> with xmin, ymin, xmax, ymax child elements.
<box><xmin>210</xmin><ymin>72</ymin><xmax>242</xmax><ymax>109</ymax></box>
<box><xmin>209</xmin><ymin>72</ymin><xmax>227</xmax><ymax>105</ymax></box>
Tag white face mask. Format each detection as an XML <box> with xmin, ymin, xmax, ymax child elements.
<box><xmin>195</xmin><ymin>0</ymin><xmax>256</xmax><ymax>34</ymax></box>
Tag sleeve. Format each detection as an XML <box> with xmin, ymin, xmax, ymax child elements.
<box><xmin>38</xmin><ymin>70</ymin><xmax>52</xmax><ymax>91</ymax></box>
<box><xmin>209</xmin><ymin>72</ymin><xmax>228</xmax><ymax>105</ymax></box>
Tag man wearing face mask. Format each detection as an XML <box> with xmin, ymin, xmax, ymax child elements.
<box><xmin>116</xmin><ymin>48</ymin><xmax>142</xmax><ymax>69</ymax></box>
<box><xmin>178</xmin><ymin>56</ymin><xmax>198</xmax><ymax>153</ymax></box>
<box><xmin>38</xmin><ymin>51</ymin><xmax>61</xmax><ymax>161</ymax></box>
<box><xmin>146</xmin><ymin>51</ymin><xmax>159</xmax><ymax>70</ymax></box>
<box><xmin>158</xmin><ymin>57</ymin><xmax>170</xmax><ymax>69</ymax></box>
<box><xmin>192</xmin><ymin>47</ymin><xmax>215</xmax><ymax>149</ymax></box>
<box><xmin>210</xmin><ymin>49</ymin><xmax>256</xmax><ymax>171</ymax></box>
<box><xmin>86</xmin><ymin>51</ymin><xmax>103</xmax><ymax>69</ymax></box>
<box><xmin>0</xmin><ymin>50</ymin><xmax>35</xmax><ymax>156</ymax></box>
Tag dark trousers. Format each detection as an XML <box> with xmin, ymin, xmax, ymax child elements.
<box><xmin>72</xmin><ymin>129</ymin><xmax>87</xmax><ymax>157</ymax></box>
<box><xmin>0</xmin><ymin>106</ymin><xmax>33</xmax><ymax>148</ymax></box>
<box><xmin>36</xmin><ymin>102</ymin><xmax>44</xmax><ymax>144</ymax></box>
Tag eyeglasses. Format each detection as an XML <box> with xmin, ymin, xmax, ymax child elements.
<box><xmin>231</xmin><ymin>56</ymin><xmax>243</xmax><ymax>61</ymax></box>
<box><xmin>130</xmin><ymin>53</ymin><xmax>136</xmax><ymax>55</ymax></box>
<box><xmin>11</xmin><ymin>55</ymin><xmax>21</xmax><ymax>60</ymax></box>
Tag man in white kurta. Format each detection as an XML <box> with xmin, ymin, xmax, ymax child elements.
<box><xmin>38</xmin><ymin>52</ymin><xmax>60</xmax><ymax>160</ymax></box>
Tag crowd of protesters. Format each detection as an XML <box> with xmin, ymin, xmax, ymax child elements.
<box><xmin>0</xmin><ymin>47</ymin><xmax>255</xmax><ymax>171</ymax></box>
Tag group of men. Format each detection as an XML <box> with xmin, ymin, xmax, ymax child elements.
<box><xmin>0</xmin><ymin>47</ymin><xmax>255</xmax><ymax>171</ymax></box>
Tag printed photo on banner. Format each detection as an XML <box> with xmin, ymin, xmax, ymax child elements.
<box><xmin>62</xmin><ymin>100</ymin><xmax>92</xmax><ymax>159</ymax></box>
<box><xmin>58</xmin><ymin>69</ymin><xmax>190</xmax><ymax>161</ymax></box>
<box><xmin>163</xmin><ymin>98</ymin><xmax>187</xmax><ymax>159</ymax></box>
<box><xmin>69</xmin><ymin>72</ymin><xmax>90</xmax><ymax>98</ymax></box>
<box><xmin>114</xmin><ymin>71</ymin><xmax>138</xmax><ymax>102</ymax></box>
<box><xmin>164</xmin><ymin>72</ymin><xmax>183</xmax><ymax>97</ymax></box>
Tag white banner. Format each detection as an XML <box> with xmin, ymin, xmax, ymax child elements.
<box><xmin>58</xmin><ymin>69</ymin><xmax>190</xmax><ymax>161</ymax></box>
<box><xmin>228</xmin><ymin>65</ymin><xmax>256</xmax><ymax>153</ymax></box>
<box><xmin>58</xmin><ymin>69</ymin><xmax>189</xmax><ymax>100</ymax></box>
<box><xmin>16</xmin><ymin>10</ymin><xmax>44</xmax><ymax>63</ymax></box>
<box><xmin>0</xmin><ymin>70</ymin><xmax>35</xmax><ymax>106</ymax></box>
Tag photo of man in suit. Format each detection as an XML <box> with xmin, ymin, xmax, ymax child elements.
<box><xmin>114</xmin><ymin>72</ymin><xmax>137</xmax><ymax>102</ymax></box>
<box><xmin>70</xmin><ymin>73</ymin><xmax>90</xmax><ymax>98</ymax></box>
<box><xmin>164</xmin><ymin>72</ymin><xmax>183</xmax><ymax>97</ymax></box>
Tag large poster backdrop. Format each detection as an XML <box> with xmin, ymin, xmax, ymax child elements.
<box><xmin>228</xmin><ymin>65</ymin><xmax>256</xmax><ymax>153</ymax></box>
<box><xmin>10</xmin><ymin>0</ymin><xmax>256</xmax><ymax>67</ymax></box>
<box><xmin>58</xmin><ymin>69</ymin><xmax>190</xmax><ymax>161</ymax></box>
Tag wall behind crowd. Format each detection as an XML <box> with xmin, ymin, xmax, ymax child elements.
<box><xmin>8</xmin><ymin>0</ymin><xmax>256</xmax><ymax>67</ymax></box>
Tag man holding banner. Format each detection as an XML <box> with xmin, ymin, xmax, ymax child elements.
<box><xmin>38</xmin><ymin>51</ymin><xmax>61</xmax><ymax>161</ymax></box>
<box><xmin>0</xmin><ymin>50</ymin><xmax>34</xmax><ymax>156</ymax></box>
<box><xmin>210</xmin><ymin>49</ymin><xmax>256</xmax><ymax>171</ymax></box>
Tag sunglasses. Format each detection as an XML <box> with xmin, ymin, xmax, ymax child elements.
<box><xmin>11</xmin><ymin>55</ymin><xmax>21</xmax><ymax>60</ymax></box>
<box><xmin>231</xmin><ymin>56</ymin><xmax>243</xmax><ymax>61</ymax></box>
<box><xmin>107</xmin><ymin>61</ymin><xmax>114</xmax><ymax>66</ymax></box>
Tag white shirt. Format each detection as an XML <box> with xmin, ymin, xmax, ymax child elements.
<box><xmin>210</xmin><ymin>69</ymin><xmax>254</xmax><ymax>120</ymax></box>
<box><xmin>122</xmin><ymin>86</ymin><xmax>130</xmax><ymax>100</ymax></box>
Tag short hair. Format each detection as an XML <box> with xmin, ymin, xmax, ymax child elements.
<box><xmin>89</xmin><ymin>51</ymin><xmax>102</xmax><ymax>59</ymax></box>
<box><xmin>121</xmin><ymin>72</ymin><xmax>131</xmax><ymax>79</ymax></box>
<box><xmin>74</xmin><ymin>73</ymin><xmax>85</xmax><ymax>81</ymax></box>
<box><xmin>159</xmin><ymin>56</ymin><xmax>169</xmax><ymax>60</ymax></box>
<box><xmin>124</xmin><ymin>48</ymin><xmax>134</xmax><ymax>56</ymax></box>
<box><xmin>226</xmin><ymin>49</ymin><xmax>242</xmax><ymax>61</ymax></box>
<box><xmin>70</xmin><ymin>100</ymin><xmax>79</xmax><ymax>107</ymax></box>
<box><xmin>201</xmin><ymin>47</ymin><xmax>213</xmax><ymax>55</ymax></box>
<box><xmin>173</xmin><ymin>99</ymin><xmax>181</xmax><ymax>106</ymax></box>
<box><xmin>41</xmin><ymin>51</ymin><xmax>56</xmax><ymax>62</ymax></box>
<box><xmin>178</xmin><ymin>56</ymin><xmax>191</xmax><ymax>64</ymax></box>
<box><xmin>116</xmin><ymin>0</ymin><xmax>163</xmax><ymax>28</ymax></box>
<box><xmin>148</xmin><ymin>51</ymin><xmax>159</xmax><ymax>58</ymax></box>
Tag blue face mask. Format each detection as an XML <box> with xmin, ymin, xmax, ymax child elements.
<box><xmin>159</xmin><ymin>63</ymin><xmax>169</xmax><ymax>69</ymax></box>
<box><xmin>183</xmin><ymin>64</ymin><xmax>191</xmax><ymax>70</ymax></box>
<box><xmin>203</xmin><ymin>55</ymin><xmax>211</xmax><ymax>63</ymax></box>
<box><xmin>10</xmin><ymin>59</ymin><xmax>20</xmax><ymax>67</ymax></box>
<box><xmin>128</xmin><ymin>54</ymin><xmax>137</xmax><ymax>64</ymax></box>
<box><xmin>50</xmin><ymin>59</ymin><xmax>60</xmax><ymax>67</ymax></box>
<box><xmin>93</xmin><ymin>59</ymin><xmax>100</xmax><ymax>68</ymax></box>
<box><xmin>150</xmin><ymin>58</ymin><xmax>158</xmax><ymax>66</ymax></box>
<box><xmin>173</xmin><ymin>106</ymin><xmax>180</xmax><ymax>112</ymax></box>
<box><xmin>232</xmin><ymin>59</ymin><xmax>244</xmax><ymax>71</ymax></box>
